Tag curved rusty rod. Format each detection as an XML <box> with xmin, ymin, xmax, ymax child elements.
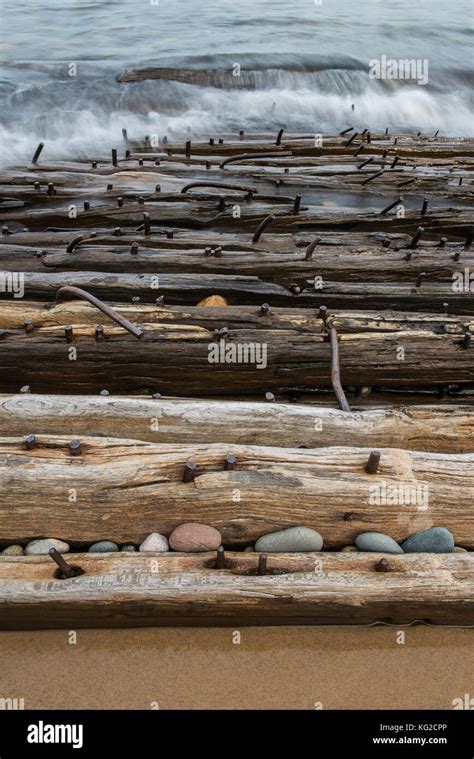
<box><xmin>181</xmin><ymin>181</ymin><xmax>257</xmax><ymax>194</ymax></box>
<box><xmin>321</xmin><ymin>313</ymin><xmax>351</xmax><ymax>412</ymax></box>
<box><xmin>55</xmin><ymin>286</ymin><xmax>144</xmax><ymax>339</ymax></box>
<box><xmin>220</xmin><ymin>151</ymin><xmax>292</xmax><ymax>169</ymax></box>
<box><xmin>327</xmin><ymin>325</ymin><xmax>351</xmax><ymax>412</ymax></box>
<box><xmin>252</xmin><ymin>214</ymin><xmax>275</xmax><ymax>244</ymax></box>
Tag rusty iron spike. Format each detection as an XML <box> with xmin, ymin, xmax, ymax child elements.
<box><xmin>220</xmin><ymin>151</ymin><xmax>292</xmax><ymax>169</ymax></box>
<box><xmin>216</xmin><ymin>545</ymin><xmax>227</xmax><ymax>569</ymax></box>
<box><xmin>257</xmin><ymin>553</ymin><xmax>268</xmax><ymax>576</ymax></box>
<box><xmin>365</xmin><ymin>450</ymin><xmax>381</xmax><ymax>474</ymax></box>
<box><xmin>55</xmin><ymin>286</ymin><xmax>144</xmax><ymax>339</ymax></box>
<box><xmin>183</xmin><ymin>460</ymin><xmax>197</xmax><ymax>483</ymax></box>
<box><xmin>181</xmin><ymin>181</ymin><xmax>256</xmax><ymax>194</ymax></box>
<box><xmin>305</xmin><ymin>237</ymin><xmax>321</xmax><ymax>260</ymax></box>
<box><xmin>49</xmin><ymin>548</ymin><xmax>80</xmax><ymax>579</ymax></box>
<box><xmin>252</xmin><ymin>214</ymin><xmax>275</xmax><ymax>244</ymax></box>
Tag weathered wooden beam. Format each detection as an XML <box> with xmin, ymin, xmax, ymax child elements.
<box><xmin>0</xmin><ymin>228</ymin><xmax>466</xmax><ymax>252</ymax></box>
<box><xmin>0</xmin><ymin>395</ymin><xmax>472</xmax><ymax>453</ymax></box>
<box><xmin>2</xmin><ymin>201</ymin><xmax>471</xmax><ymax>235</ymax></box>
<box><xmin>1</xmin><ymin>242</ymin><xmax>471</xmax><ymax>284</ymax></box>
<box><xmin>0</xmin><ymin>303</ymin><xmax>472</xmax><ymax>394</ymax></box>
<box><xmin>0</xmin><ymin>271</ymin><xmax>472</xmax><ymax>311</ymax></box>
<box><xmin>0</xmin><ymin>552</ymin><xmax>472</xmax><ymax>628</ymax></box>
<box><xmin>0</xmin><ymin>436</ymin><xmax>472</xmax><ymax>546</ymax></box>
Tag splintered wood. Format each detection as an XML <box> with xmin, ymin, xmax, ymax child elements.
<box><xmin>0</xmin><ymin>129</ymin><xmax>472</xmax><ymax>627</ymax></box>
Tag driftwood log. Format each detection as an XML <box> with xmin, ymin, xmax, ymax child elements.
<box><xmin>0</xmin><ymin>436</ymin><xmax>473</xmax><ymax>547</ymax></box>
<box><xmin>0</xmin><ymin>395</ymin><xmax>472</xmax><ymax>453</ymax></box>
<box><xmin>1</xmin><ymin>241</ymin><xmax>472</xmax><ymax>285</ymax></box>
<box><xmin>0</xmin><ymin>303</ymin><xmax>472</xmax><ymax>394</ymax></box>
<box><xmin>0</xmin><ymin>552</ymin><xmax>472</xmax><ymax>628</ymax></box>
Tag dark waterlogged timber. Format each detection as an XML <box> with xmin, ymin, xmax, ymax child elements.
<box><xmin>0</xmin><ymin>304</ymin><xmax>472</xmax><ymax>394</ymax></box>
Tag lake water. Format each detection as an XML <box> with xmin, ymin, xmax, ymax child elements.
<box><xmin>0</xmin><ymin>0</ymin><xmax>473</xmax><ymax>165</ymax></box>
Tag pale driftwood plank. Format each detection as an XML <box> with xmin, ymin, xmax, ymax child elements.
<box><xmin>0</xmin><ymin>436</ymin><xmax>473</xmax><ymax>546</ymax></box>
<box><xmin>0</xmin><ymin>552</ymin><xmax>472</xmax><ymax>628</ymax></box>
<box><xmin>0</xmin><ymin>395</ymin><xmax>472</xmax><ymax>453</ymax></box>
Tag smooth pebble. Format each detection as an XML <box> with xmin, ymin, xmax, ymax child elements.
<box><xmin>255</xmin><ymin>526</ymin><xmax>323</xmax><ymax>553</ymax></box>
<box><xmin>355</xmin><ymin>532</ymin><xmax>403</xmax><ymax>554</ymax></box>
<box><xmin>2</xmin><ymin>544</ymin><xmax>24</xmax><ymax>556</ymax></box>
<box><xmin>169</xmin><ymin>523</ymin><xmax>221</xmax><ymax>552</ymax></box>
<box><xmin>139</xmin><ymin>533</ymin><xmax>169</xmax><ymax>552</ymax></box>
<box><xmin>401</xmin><ymin>527</ymin><xmax>454</xmax><ymax>553</ymax></box>
<box><xmin>89</xmin><ymin>541</ymin><xmax>119</xmax><ymax>553</ymax></box>
<box><xmin>25</xmin><ymin>538</ymin><xmax>70</xmax><ymax>556</ymax></box>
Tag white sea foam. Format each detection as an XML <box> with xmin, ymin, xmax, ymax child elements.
<box><xmin>0</xmin><ymin>80</ymin><xmax>472</xmax><ymax>168</ymax></box>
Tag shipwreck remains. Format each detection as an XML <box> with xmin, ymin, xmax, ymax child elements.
<box><xmin>0</xmin><ymin>127</ymin><xmax>472</xmax><ymax>628</ymax></box>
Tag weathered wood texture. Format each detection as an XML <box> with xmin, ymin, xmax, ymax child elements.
<box><xmin>3</xmin><ymin>200</ymin><xmax>472</xmax><ymax>235</ymax></box>
<box><xmin>1</xmin><ymin>242</ymin><xmax>472</xmax><ymax>285</ymax></box>
<box><xmin>0</xmin><ymin>436</ymin><xmax>473</xmax><ymax>547</ymax></box>
<box><xmin>0</xmin><ymin>395</ymin><xmax>472</xmax><ymax>453</ymax></box>
<box><xmin>2</xmin><ymin>270</ymin><xmax>473</xmax><ymax>311</ymax></box>
<box><xmin>0</xmin><ymin>552</ymin><xmax>472</xmax><ymax>628</ymax></box>
<box><xmin>0</xmin><ymin>304</ymin><xmax>472</xmax><ymax>394</ymax></box>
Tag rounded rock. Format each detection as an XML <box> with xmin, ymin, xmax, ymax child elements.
<box><xmin>88</xmin><ymin>541</ymin><xmax>119</xmax><ymax>553</ymax></box>
<box><xmin>120</xmin><ymin>545</ymin><xmax>136</xmax><ymax>553</ymax></box>
<box><xmin>25</xmin><ymin>538</ymin><xmax>70</xmax><ymax>556</ymax></box>
<box><xmin>255</xmin><ymin>526</ymin><xmax>323</xmax><ymax>553</ymax></box>
<box><xmin>341</xmin><ymin>545</ymin><xmax>359</xmax><ymax>553</ymax></box>
<box><xmin>454</xmin><ymin>546</ymin><xmax>468</xmax><ymax>553</ymax></box>
<box><xmin>355</xmin><ymin>532</ymin><xmax>403</xmax><ymax>554</ymax></box>
<box><xmin>2</xmin><ymin>544</ymin><xmax>24</xmax><ymax>556</ymax></box>
<box><xmin>197</xmin><ymin>295</ymin><xmax>228</xmax><ymax>307</ymax></box>
<box><xmin>169</xmin><ymin>523</ymin><xmax>221</xmax><ymax>552</ymax></box>
<box><xmin>139</xmin><ymin>533</ymin><xmax>169</xmax><ymax>552</ymax></box>
<box><xmin>401</xmin><ymin>527</ymin><xmax>454</xmax><ymax>553</ymax></box>
<box><xmin>244</xmin><ymin>546</ymin><xmax>255</xmax><ymax>552</ymax></box>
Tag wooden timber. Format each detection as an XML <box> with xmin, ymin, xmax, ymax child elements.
<box><xmin>0</xmin><ymin>552</ymin><xmax>472</xmax><ymax>628</ymax></box>
<box><xmin>0</xmin><ymin>303</ymin><xmax>472</xmax><ymax>394</ymax></box>
<box><xmin>1</xmin><ymin>241</ymin><xmax>472</xmax><ymax>286</ymax></box>
<box><xmin>0</xmin><ymin>436</ymin><xmax>473</xmax><ymax>547</ymax></box>
<box><xmin>0</xmin><ymin>395</ymin><xmax>472</xmax><ymax>452</ymax></box>
<box><xmin>1</xmin><ymin>270</ymin><xmax>473</xmax><ymax>311</ymax></box>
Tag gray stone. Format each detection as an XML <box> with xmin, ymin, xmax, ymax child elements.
<box><xmin>401</xmin><ymin>527</ymin><xmax>454</xmax><ymax>553</ymax></box>
<box><xmin>88</xmin><ymin>541</ymin><xmax>119</xmax><ymax>553</ymax></box>
<box><xmin>341</xmin><ymin>545</ymin><xmax>359</xmax><ymax>553</ymax></box>
<box><xmin>244</xmin><ymin>546</ymin><xmax>254</xmax><ymax>552</ymax></box>
<box><xmin>25</xmin><ymin>538</ymin><xmax>70</xmax><ymax>556</ymax></box>
<box><xmin>355</xmin><ymin>532</ymin><xmax>403</xmax><ymax>554</ymax></box>
<box><xmin>120</xmin><ymin>545</ymin><xmax>136</xmax><ymax>552</ymax></box>
<box><xmin>139</xmin><ymin>533</ymin><xmax>169</xmax><ymax>552</ymax></box>
<box><xmin>2</xmin><ymin>544</ymin><xmax>24</xmax><ymax>556</ymax></box>
<box><xmin>454</xmin><ymin>546</ymin><xmax>468</xmax><ymax>553</ymax></box>
<box><xmin>255</xmin><ymin>526</ymin><xmax>323</xmax><ymax>553</ymax></box>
